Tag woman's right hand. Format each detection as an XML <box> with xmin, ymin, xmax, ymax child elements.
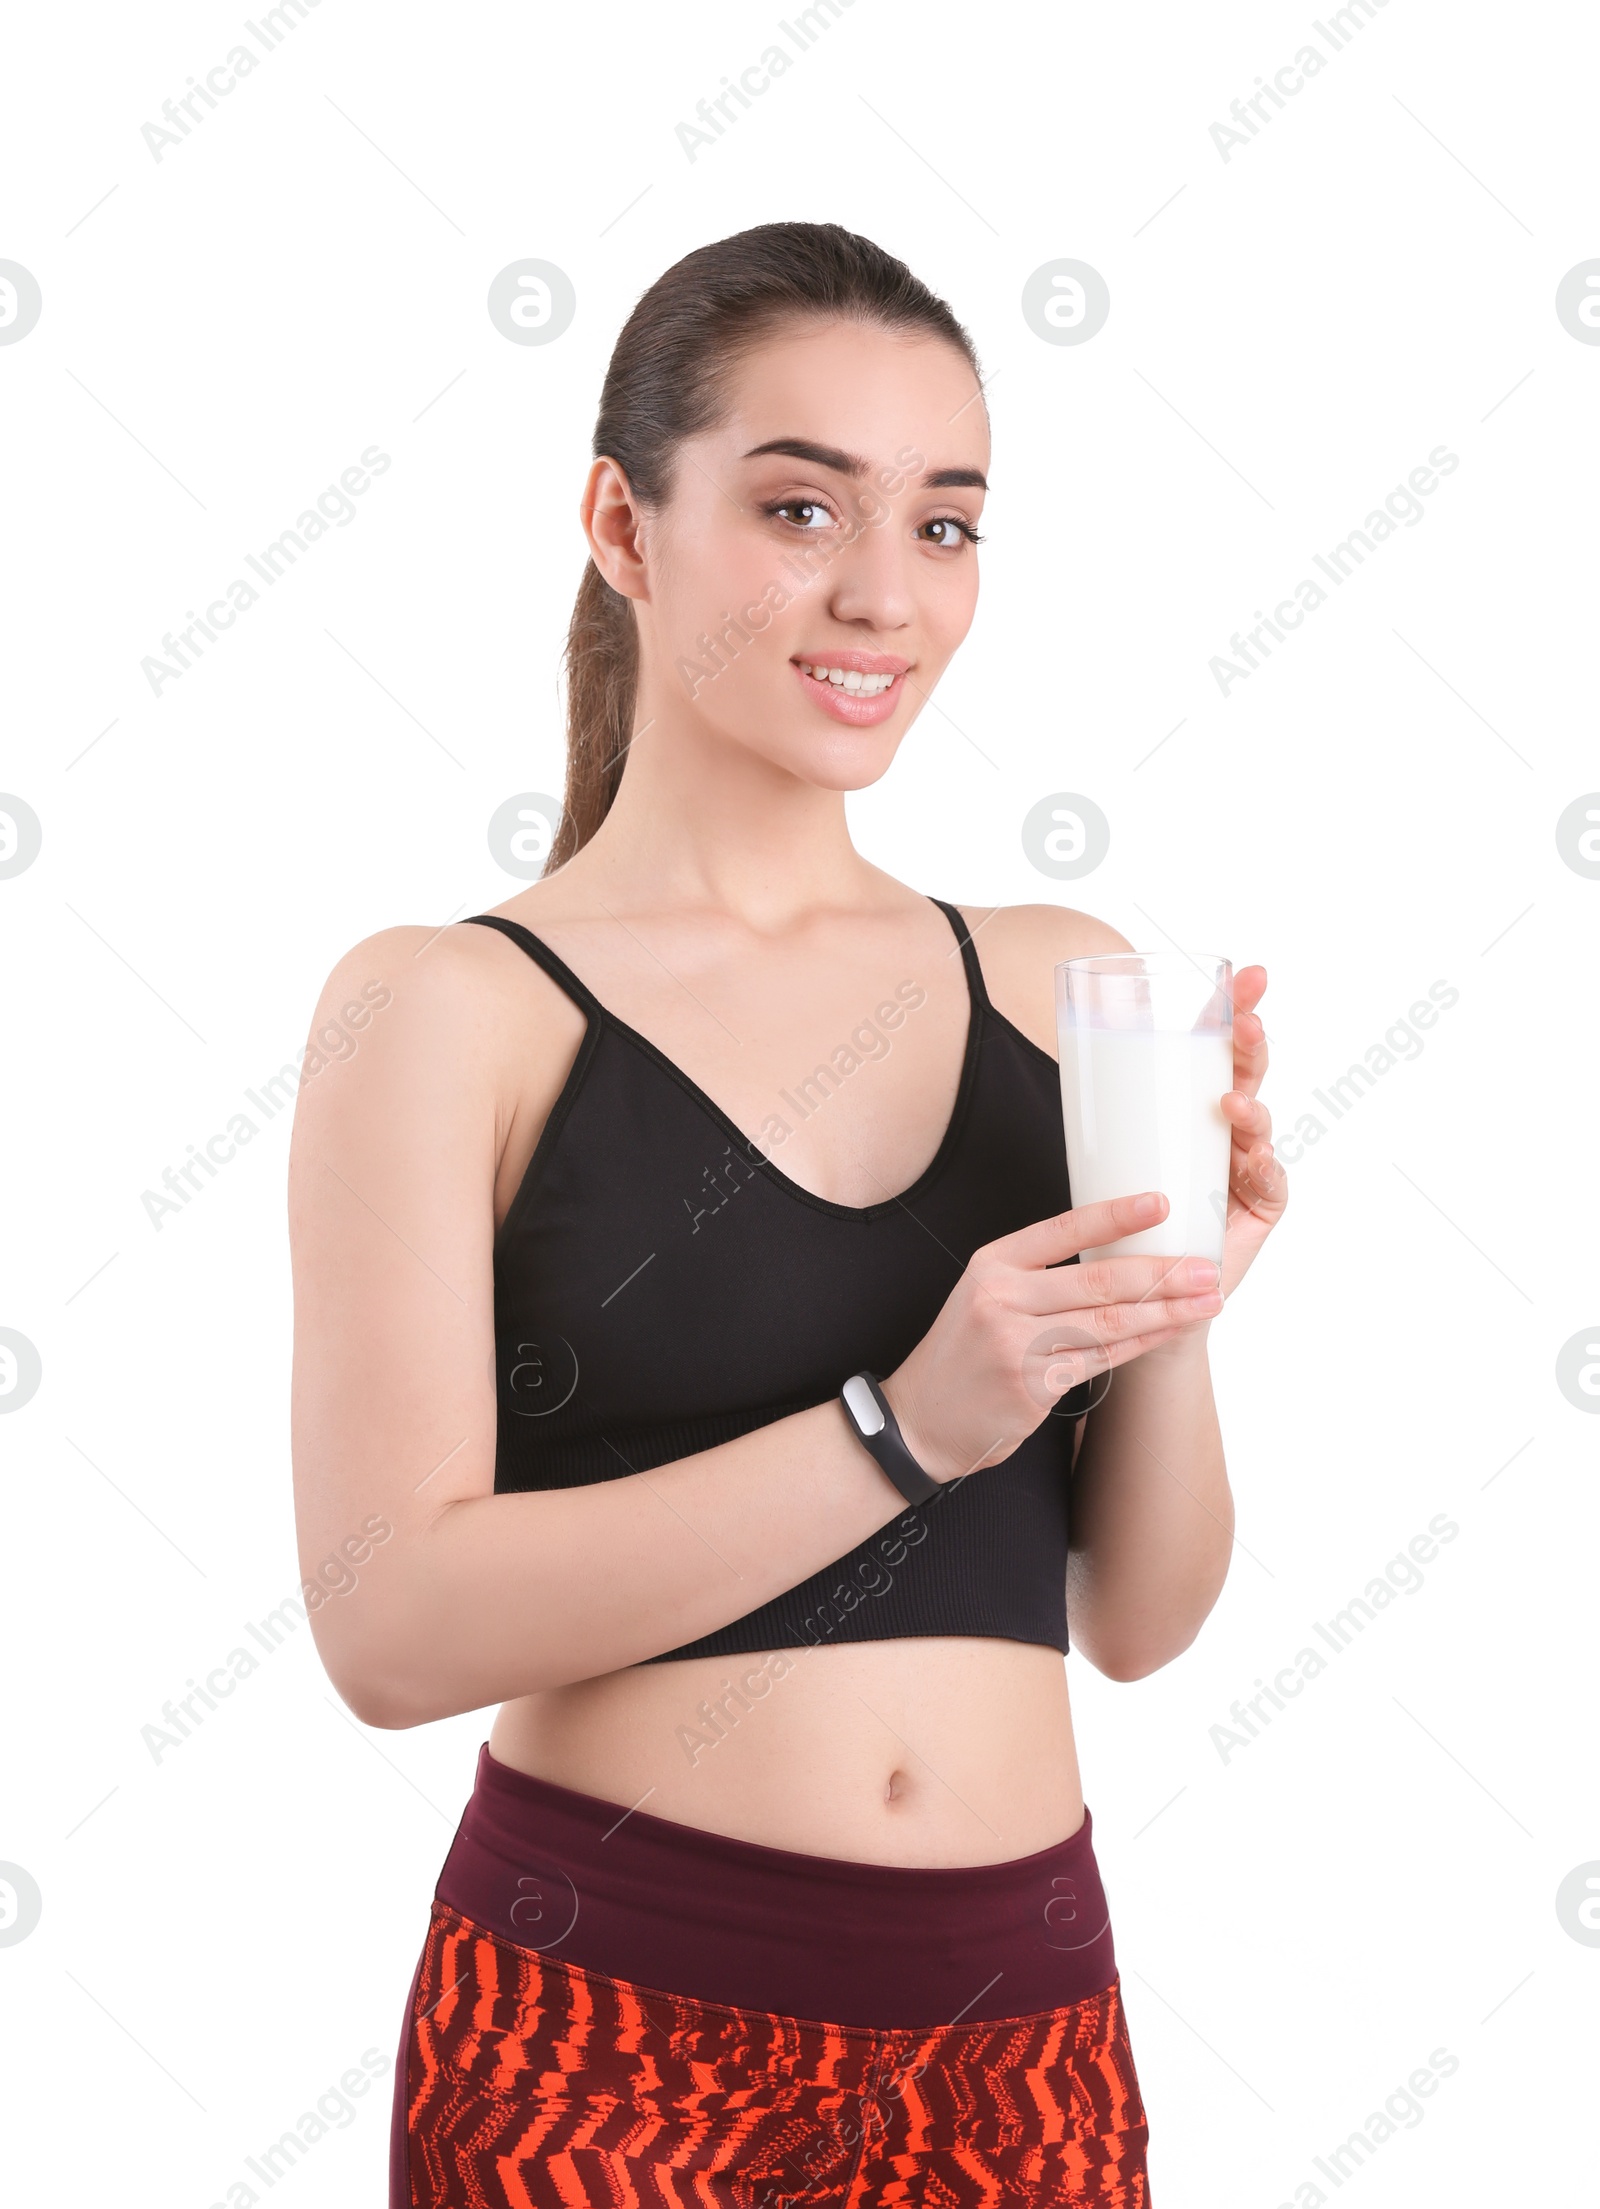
<box><xmin>879</xmin><ymin>1191</ymin><xmax>1224</xmax><ymax>1483</ymax></box>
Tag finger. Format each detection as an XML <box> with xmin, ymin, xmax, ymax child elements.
<box><xmin>1231</xmin><ymin>1142</ymin><xmax>1285</xmax><ymax>1207</ymax></box>
<box><xmin>1224</xmin><ymin>1088</ymin><xmax>1273</xmax><ymax>1142</ymax></box>
<box><xmin>1002</xmin><ymin>1248</ymin><xmax>1222</xmax><ymax>1317</ymax></box>
<box><xmin>1037</xmin><ymin>1323</ymin><xmax>1191</xmax><ymax>1395</ymax></box>
<box><xmin>995</xmin><ymin>1191</ymin><xmax>1172</xmax><ymax>1272</ymax></box>
<box><xmin>1031</xmin><ymin>1282</ymin><xmax>1223</xmax><ymax>1351</ymax></box>
<box><xmin>1232</xmin><ymin>964</ymin><xmax>1268</xmax><ymax>1014</ymax></box>
<box><xmin>1230</xmin><ymin>1007</ymin><xmax>1269</xmax><ymax>1099</ymax></box>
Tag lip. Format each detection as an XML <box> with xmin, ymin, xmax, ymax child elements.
<box><xmin>793</xmin><ymin>649</ymin><xmax>911</xmax><ymax>676</ymax></box>
<box><xmin>792</xmin><ymin>649</ymin><xmax>912</xmax><ymax>727</ymax></box>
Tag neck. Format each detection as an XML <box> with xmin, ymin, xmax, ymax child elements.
<box><xmin>555</xmin><ymin>678</ymin><xmax>876</xmax><ymax>928</ymax></box>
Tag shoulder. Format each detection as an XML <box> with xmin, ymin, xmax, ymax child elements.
<box><xmin>286</xmin><ymin>917</ymin><xmax>579</xmax><ymax>1157</ymax></box>
<box><xmin>298</xmin><ymin>920</ymin><xmax>516</xmax><ymax>1063</ymax></box>
<box><xmin>302</xmin><ymin>910</ymin><xmax>590</xmax><ymax>1035</ymax></box>
<box><xmin>949</xmin><ymin>900</ymin><xmax>1134</xmax><ymax>1057</ymax></box>
<box><xmin>952</xmin><ymin>900</ymin><xmax>1134</xmax><ymax>963</ymax></box>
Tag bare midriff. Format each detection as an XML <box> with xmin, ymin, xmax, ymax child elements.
<box><xmin>487</xmin><ymin>1635</ymin><xmax>1084</xmax><ymax>1870</ymax></box>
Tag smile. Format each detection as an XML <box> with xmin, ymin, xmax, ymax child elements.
<box><xmin>797</xmin><ymin>661</ymin><xmax>899</xmax><ymax>695</ymax></box>
<box><xmin>790</xmin><ymin>657</ymin><xmax>909</xmax><ymax>726</ymax></box>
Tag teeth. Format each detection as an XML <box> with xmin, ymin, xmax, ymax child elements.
<box><xmin>797</xmin><ymin>663</ymin><xmax>898</xmax><ymax>695</ymax></box>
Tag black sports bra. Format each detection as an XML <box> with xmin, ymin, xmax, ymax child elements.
<box><xmin>464</xmin><ymin>897</ymin><xmax>1093</xmax><ymax>1662</ymax></box>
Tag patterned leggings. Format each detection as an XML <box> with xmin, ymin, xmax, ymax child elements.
<box><xmin>393</xmin><ymin>1899</ymin><xmax>1151</xmax><ymax>2207</ymax></box>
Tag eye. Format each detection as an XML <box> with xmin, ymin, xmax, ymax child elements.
<box><xmin>765</xmin><ymin>498</ymin><xmax>835</xmax><ymax>530</ymax></box>
<box><xmin>916</xmin><ymin>516</ymin><xmax>983</xmax><ymax>548</ymax></box>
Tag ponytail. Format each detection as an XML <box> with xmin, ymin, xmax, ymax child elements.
<box><xmin>549</xmin><ymin>560</ymin><xmax>637</xmax><ymax>871</ymax></box>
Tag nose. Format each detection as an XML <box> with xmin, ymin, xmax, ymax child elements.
<box><xmin>820</xmin><ymin>498</ymin><xmax>917</xmax><ymax>634</ymax></box>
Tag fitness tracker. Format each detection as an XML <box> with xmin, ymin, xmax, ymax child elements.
<box><xmin>839</xmin><ymin>1372</ymin><xmax>942</xmax><ymax>1506</ymax></box>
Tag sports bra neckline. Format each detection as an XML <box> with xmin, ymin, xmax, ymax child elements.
<box><xmin>463</xmin><ymin>894</ymin><xmax>1019</xmax><ymax>1225</ymax></box>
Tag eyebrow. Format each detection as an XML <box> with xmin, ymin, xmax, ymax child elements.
<box><xmin>740</xmin><ymin>437</ymin><xmax>988</xmax><ymax>492</ymax></box>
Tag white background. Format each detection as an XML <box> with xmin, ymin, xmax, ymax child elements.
<box><xmin>2</xmin><ymin>1</ymin><xmax>1597</xmax><ymax>2202</ymax></box>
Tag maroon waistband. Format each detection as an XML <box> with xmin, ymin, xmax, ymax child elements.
<box><xmin>434</xmin><ymin>1743</ymin><xmax>1118</xmax><ymax>2030</ymax></box>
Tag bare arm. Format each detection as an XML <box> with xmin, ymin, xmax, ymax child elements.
<box><xmin>288</xmin><ymin>923</ymin><xmax>919</xmax><ymax>1729</ymax></box>
<box><xmin>1065</xmin><ymin>1329</ymin><xmax>1232</xmax><ymax>1680</ymax></box>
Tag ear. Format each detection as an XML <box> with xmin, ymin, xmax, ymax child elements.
<box><xmin>581</xmin><ymin>456</ymin><xmax>650</xmax><ymax>605</ymax></box>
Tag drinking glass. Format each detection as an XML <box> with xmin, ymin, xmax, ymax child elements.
<box><xmin>1055</xmin><ymin>951</ymin><xmax>1234</xmax><ymax>1264</ymax></box>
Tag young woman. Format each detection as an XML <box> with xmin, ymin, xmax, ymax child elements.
<box><xmin>289</xmin><ymin>221</ymin><xmax>1285</xmax><ymax>2207</ymax></box>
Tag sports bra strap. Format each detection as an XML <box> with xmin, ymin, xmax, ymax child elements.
<box><xmin>927</xmin><ymin>895</ymin><xmax>994</xmax><ymax>1011</ymax></box>
<box><xmin>461</xmin><ymin>913</ymin><xmax>606</xmax><ymax>1023</ymax></box>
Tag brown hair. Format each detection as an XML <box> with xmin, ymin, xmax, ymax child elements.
<box><xmin>549</xmin><ymin>221</ymin><xmax>982</xmax><ymax>869</ymax></box>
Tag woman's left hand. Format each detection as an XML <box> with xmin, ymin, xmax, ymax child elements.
<box><xmin>1216</xmin><ymin>965</ymin><xmax>1287</xmax><ymax>1297</ymax></box>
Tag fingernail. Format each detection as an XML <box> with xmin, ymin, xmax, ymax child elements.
<box><xmin>1187</xmin><ymin>1259</ymin><xmax>1220</xmax><ymax>1288</ymax></box>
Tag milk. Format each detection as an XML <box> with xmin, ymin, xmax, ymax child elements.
<box><xmin>1058</xmin><ymin>1026</ymin><xmax>1234</xmax><ymax>1262</ymax></box>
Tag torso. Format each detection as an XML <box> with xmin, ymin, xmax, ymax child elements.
<box><xmin>469</xmin><ymin>881</ymin><xmax>1106</xmax><ymax>1868</ymax></box>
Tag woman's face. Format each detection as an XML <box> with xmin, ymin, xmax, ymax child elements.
<box><xmin>612</xmin><ymin>318</ymin><xmax>990</xmax><ymax>790</ymax></box>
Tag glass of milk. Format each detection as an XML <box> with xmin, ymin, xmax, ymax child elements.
<box><xmin>1055</xmin><ymin>952</ymin><xmax>1234</xmax><ymax>1264</ymax></box>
